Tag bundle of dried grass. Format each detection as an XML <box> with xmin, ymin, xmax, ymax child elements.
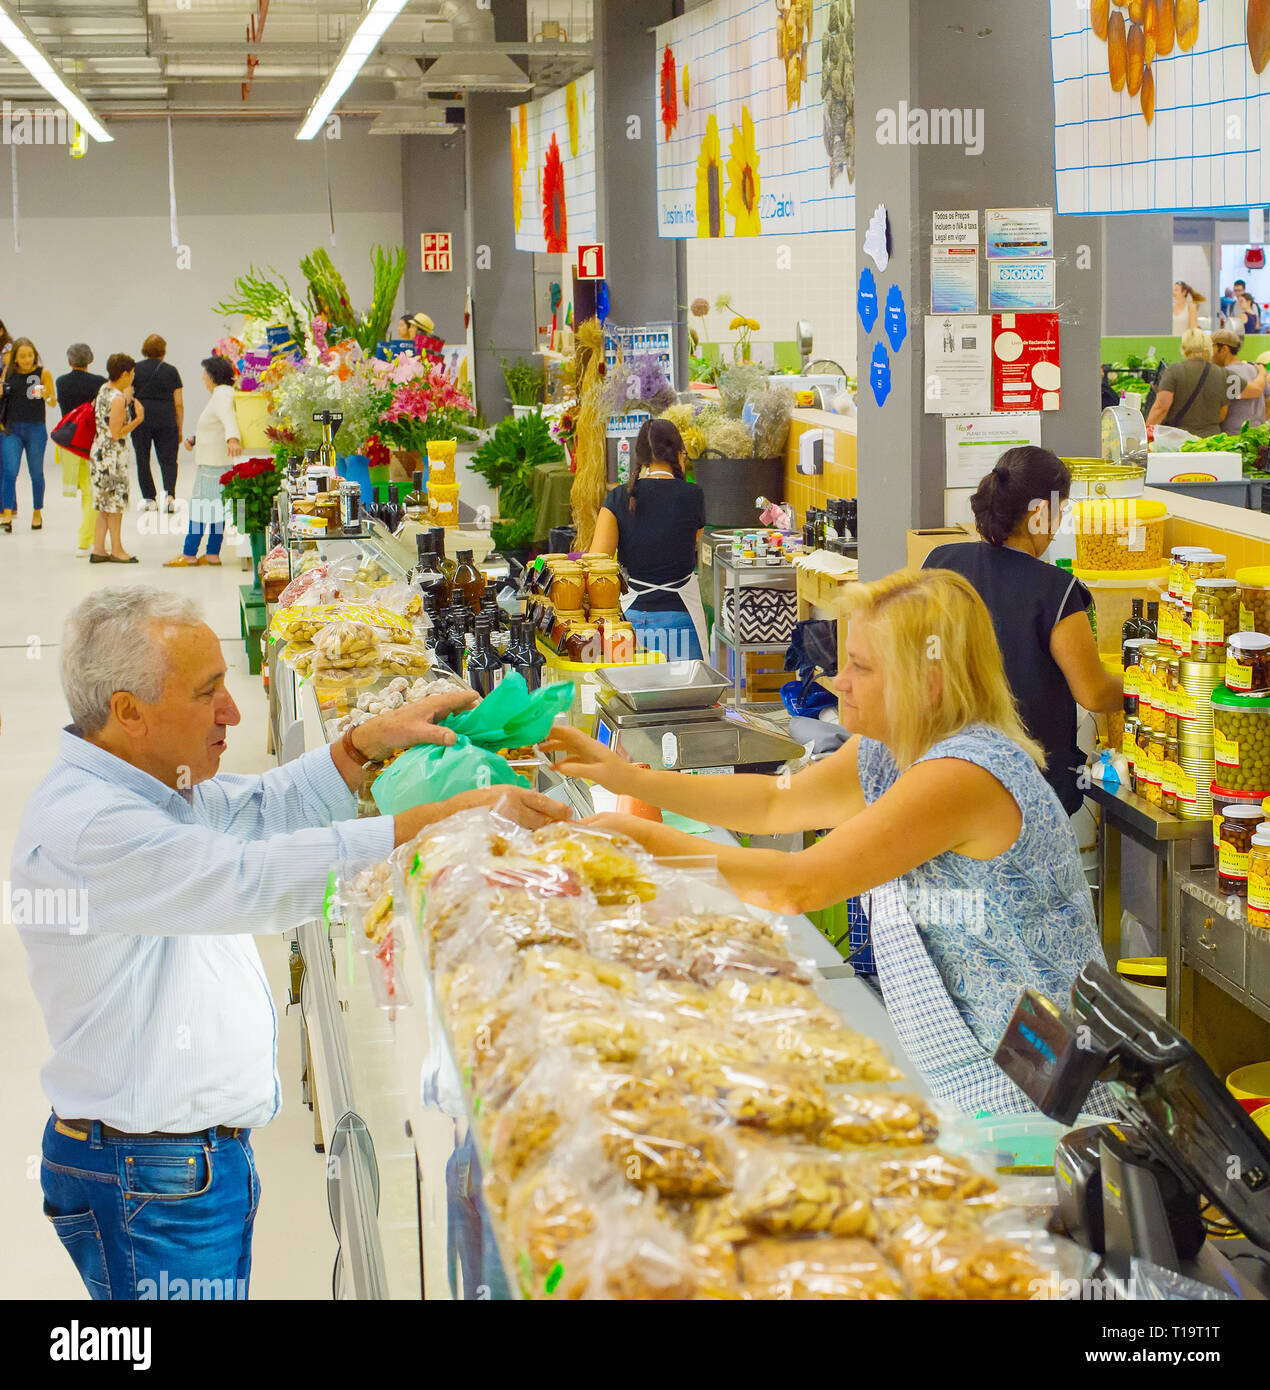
<box><xmin>570</xmin><ymin>317</ymin><xmax>609</xmax><ymax>550</ymax></box>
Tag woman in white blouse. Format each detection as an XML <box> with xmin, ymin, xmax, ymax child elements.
<box><xmin>165</xmin><ymin>355</ymin><xmax>240</xmax><ymax>567</ymax></box>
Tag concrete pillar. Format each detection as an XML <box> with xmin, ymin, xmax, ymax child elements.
<box><xmin>466</xmin><ymin>0</ymin><xmax>535</xmax><ymax>421</ymax></box>
<box><xmin>401</xmin><ymin>131</ymin><xmax>468</xmax><ymax>343</ymax></box>
<box><xmin>854</xmin><ymin>0</ymin><xmax>1104</xmax><ymax>577</ymax></box>
<box><xmin>1102</xmin><ymin>215</ymin><xmax>1173</xmax><ymax>336</ymax></box>
<box><xmin>593</xmin><ymin>0</ymin><xmax>688</xmax><ymax>385</ymax></box>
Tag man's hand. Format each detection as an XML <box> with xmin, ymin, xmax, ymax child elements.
<box><xmin>393</xmin><ymin>785</ymin><xmax>572</xmax><ymax>845</ymax></box>
<box><xmin>541</xmin><ymin>723</ymin><xmax>636</xmax><ymax>792</ymax></box>
<box><xmin>355</xmin><ymin>689</ymin><xmax>479</xmax><ymax>762</ymax></box>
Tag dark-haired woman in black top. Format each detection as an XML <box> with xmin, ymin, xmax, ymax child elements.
<box><xmin>590</xmin><ymin>418</ymin><xmax>707</xmax><ymax>660</ymax></box>
<box><xmin>923</xmin><ymin>446</ymin><xmax>1121</xmax><ymax>814</ymax></box>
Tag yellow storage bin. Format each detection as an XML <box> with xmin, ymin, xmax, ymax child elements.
<box><xmin>426</xmin><ymin>439</ymin><xmax>458</xmax><ymax>482</ymax></box>
<box><xmin>538</xmin><ymin>637</ymin><xmax>664</xmax><ymax>734</ymax></box>
<box><xmin>427</xmin><ymin>480</ymin><xmax>461</xmax><ymax>526</ymax></box>
<box><xmin>233</xmin><ymin>390</ymin><xmax>274</xmax><ymax>450</ymax></box>
<box><xmin>1227</xmin><ymin>1061</ymin><xmax>1270</xmax><ymax>1104</ymax></box>
<box><xmin>1073</xmin><ymin>498</ymin><xmax>1168</xmax><ymax>572</ymax></box>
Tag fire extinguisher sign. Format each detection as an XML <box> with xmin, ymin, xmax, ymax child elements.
<box><xmin>576</xmin><ymin>243</ymin><xmax>605</xmax><ymax>280</ymax></box>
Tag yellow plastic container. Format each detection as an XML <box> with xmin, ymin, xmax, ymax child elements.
<box><xmin>1115</xmin><ymin>956</ymin><xmax>1167</xmax><ymax>1016</ymax></box>
<box><xmin>426</xmin><ymin>439</ymin><xmax>458</xmax><ymax>482</ymax></box>
<box><xmin>232</xmin><ymin>389</ymin><xmax>274</xmax><ymax>450</ymax></box>
<box><xmin>427</xmin><ymin>480</ymin><xmax>461</xmax><ymax>526</ymax></box>
<box><xmin>1227</xmin><ymin>1061</ymin><xmax>1270</xmax><ymax>1104</ymax></box>
<box><xmin>1075</xmin><ymin>567</ymin><xmax>1168</xmax><ymax>656</ymax></box>
<box><xmin>1073</xmin><ymin>498</ymin><xmax>1168</xmax><ymax>572</ymax></box>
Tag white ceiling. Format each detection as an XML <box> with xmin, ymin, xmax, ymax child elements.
<box><xmin>0</xmin><ymin>0</ymin><xmax>593</xmax><ymax>119</ymax></box>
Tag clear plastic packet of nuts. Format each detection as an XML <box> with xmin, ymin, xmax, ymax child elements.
<box><xmin>728</xmin><ymin>1136</ymin><xmax>878</xmax><ymax>1241</ymax></box>
<box><xmin>423</xmin><ymin>862</ymin><xmax>590</xmax><ymax>964</ymax></box>
<box><xmin>336</xmin><ymin>858</ymin><xmax>395</xmax><ymax>953</ymax></box>
<box><xmin>812</xmin><ymin>1086</ymin><xmax>941</xmax><ymax>1150</ymax></box>
<box><xmin>311</xmin><ymin>619</ymin><xmax>381</xmax><ymax>666</ymax></box>
<box><xmin>587</xmin><ymin>1091</ymin><xmax>736</xmax><ymax>1202</ymax></box>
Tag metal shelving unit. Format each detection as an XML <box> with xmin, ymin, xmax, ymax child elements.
<box><xmin>710</xmin><ymin>544</ymin><xmax>798</xmax><ymax>707</ymax></box>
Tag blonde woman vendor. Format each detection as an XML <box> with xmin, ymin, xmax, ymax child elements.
<box><xmin>589</xmin><ymin>418</ymin><xmax>708</xmax><ymax>661</ymax></box>
<box><xmin>545</xmin><ymin>568</ymin><xmax>1112</xmax><ymax>1113</ymax></box>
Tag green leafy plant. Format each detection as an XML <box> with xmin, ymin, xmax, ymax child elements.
<box><xmin>502</xmin><ymin>355</ymin><xmax>546</xmax><ymax>407</ymax></box>
<box><xmin>491</xmin><ymin>514</ymin><xmax>537</xmax><ymax>552</ymax></box>
<box><xmin>361</xmin><ymin>245</ymin><xmax>407</xmax><ymax>352</ymax></box>
<box><xmin>470</xmin><ymin>410</ymin><xmax>564</xmax><ymax>533</ymax></box>
<box><xmin>219</xmin><ymin>457</ymin><xmax>284</xmax><ymax>535</ymax></box>
<box><xmin>213</xmin><ymin>266</ymin><xmax>308</xmax><ymax>349</ymax></box>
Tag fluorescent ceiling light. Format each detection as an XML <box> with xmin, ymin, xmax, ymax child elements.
<box><xmin>422</xmin><ymin>51</ymin><xmax>533</xmax><ymax>92</ymax></box>
<box><xmin>296</xmin><ymin>0</ymin><xmax>409</xmax><ymax>140</ymax></box>
<box><xmin>0</xmin><ymin>3</ymin><xmax>112</xmax><ymax>141</ymax></box>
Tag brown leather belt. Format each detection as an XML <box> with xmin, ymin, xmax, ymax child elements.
<box><xmin>56</xmin><ymin>1117</ymin><xmax>242</xmax><ymax>1142</ymax></box>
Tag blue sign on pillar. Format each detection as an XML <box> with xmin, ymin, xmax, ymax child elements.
<box><xmin>870</xmin><ymin>342</ymin><xmax>892</xmax><ymax>407</ymax></box>
<box><xmin>857</xmin><ymin>268</ymin><xmax>879</xmax><ymax>333</ymax></box>
<box><xmin>884</xmin><ymin>284</ymin><xmax>908</xmax><ymax>352</ymax></box>
<box><xmin>595</xmin><ymin>280</ymin><xmax>610</xmax><ymax>321</ymax></box>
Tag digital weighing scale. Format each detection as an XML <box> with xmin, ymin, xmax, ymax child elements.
<box><xmin>592</xmin><ymin>662</ymin><xmax>804</xmax><ymax>774</ymax></box>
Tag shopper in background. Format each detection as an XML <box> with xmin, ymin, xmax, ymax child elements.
<box><xmin>167</xmin><ymin>355</ymin><xmax>238</xmax><ymax>567</ymax></box>
<box><xmin>923</xmin><ymin>447</ymin><xmax>1121</xmax><ymax>814</ymax></box>
<box><xmin>131</xmin><ymin>334</ymin><xmax>184</xmax><ymax>514</ymax></box>
<box><xmin>545</xmin><ymin>569</ymin><xmax>1112</xmax><ymax>1114</ymax></box>
<box><xmin>0</xmin><ymin>316</ymin><xmax>11</xmax><ymax>366</ymax></box>
<box><xmin>14</xmin><ymin>587</ymin><xmax>569</xmax><ymax>1300</ymax></box>
<box><xmin>1211</xmin><ymin>329</ymin><xmax>1269</xmax><ymax>432</ymax></box>
<box><xmin>88</xmin><ymin>353</ymin><xmax>142</xmax><ymax>564</ymax></box>
<box><xmin>54</xmin><ymin>344</ymin><xmax>107</xmax><ymax>558</ymax></box>
<box><xmin>1146</xmin><ymin>328</ymin><xmax>1229</xmax><ymax>437</ymax></box>
<box><xmin>1172</xmin><ymin>280</ymin><xmax>1200</xmax><ymax>335</ymax></box>
<box><xmin>589</xmin><ymin>418</ymin><xmax>707</xmax><ymax>660</ymax></box>
<box><xmin>397</xmin><ymin>310</ymin><xmax>434</xmax><ymax>348</ymax></box>
<box><xmin>1</xmin><ymin>337</ymin><xmax>57</xmax><ymax>533</ymax></box>
<box><xmin>1234</xmin><ymin>280</ymin><xmax>1262</xmax><ymax>333</ymax></box>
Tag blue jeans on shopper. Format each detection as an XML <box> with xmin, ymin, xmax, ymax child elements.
<box><xmin>183</xmin><ymin>520</ymin><xmax>225</xmax><ymax>558</ymax></box>
<box><xmin>40</xmin><ymin>1113</ymin><xmax>260</xmax><ymax>1300</ymax></box>
<box><xmin>625</xmin><ymin>604</ymin><xmax>703</xmax><ymax>661</ymax></box>
<box><xmin>446</xmin><ymin>1124</ymin><xmax>511</xmax><ymax>1300</ymax></box>
<box><xmin>1</xmin><ymin>419</ymin><xmax>47</xmax><ymax>511</ymax></box>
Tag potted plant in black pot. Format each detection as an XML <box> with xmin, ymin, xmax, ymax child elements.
<box><xmin>688</xmin><ymin>368</ymin><xmax>792</xmax><ymax>528</ymax></box>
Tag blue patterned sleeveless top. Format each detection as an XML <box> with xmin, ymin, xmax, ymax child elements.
<box><xmin>856</xmin><ymin>724</ymin><xmax>1103</xmax><ymax>1052</ymax></box>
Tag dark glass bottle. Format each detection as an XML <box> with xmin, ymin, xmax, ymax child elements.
<box><xmin>436</xmin><ymin>605</ymin><xmax>466</xmax><ymax>676</ymax></box>
<box><xmin>467</xmin><ymin>615</ymin><xmax>505</xmax><ymax>697</ymax></box>
<box><xmin>506</xmin><ymin>618</ymin><xmax>545</xmax><ymax>692</ymax></box>
<box><xmin>449</xmin><ymin>548</ymin><xmax>484</xmax><ymax>609</ymax></box>
<box><xmin>1122</xmin><ymin>597</ymin><xmax>1146</xmax><ymax>654</ymax></box>
<box><xmin>1145</xmin><ymin>600</ymin><xmax>1159</xmax><ymax>640</ymax></box>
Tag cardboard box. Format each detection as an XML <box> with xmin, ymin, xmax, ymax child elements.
<box><xmin>905</xmin><ymin>524</ymin><xmax>976</xmax><ymax>569</ymax></box>
<box><xmin>1145</xmin><ymin>451</ymin><xmax>1243</xmax><ymax>484</ymax></box>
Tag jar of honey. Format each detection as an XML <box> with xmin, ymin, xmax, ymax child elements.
<box><xmin>549</xmin><ymin>563</ymin><xmax>586</xmax><ymax>612</ymax></box>
<box><xmin>585</xmin><ymin>561</ymin><xmax>622</xmax><ymax>612</ymax></box>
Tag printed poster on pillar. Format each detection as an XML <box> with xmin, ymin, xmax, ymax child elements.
<box><xmin>653</xmin><ymin>0</ymin><xmax>856</xmax><ymax>239</ymax></box>
<box><xmin>511</xmin><ymin>71</ymin><xmax>597</xmax><ymax>253</ymax></box>
<box><xmin>1049</xmin><ymin>0</ymin><xmax>1270</xmax><ymax>215</ymax></box>
<box><xmin>993</xmin><ymin>313</ymin><xmax>1062</xmax><ymax>413</ymax></box>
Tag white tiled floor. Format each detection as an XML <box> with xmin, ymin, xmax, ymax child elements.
<box><xmin>0</xmin><ymin>476</ymin><xmax>333</xmax><ymax>1299</ymax></box>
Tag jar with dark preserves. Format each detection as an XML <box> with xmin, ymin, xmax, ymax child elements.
<box><xmin>1191</xmin><ymin>579</ymin><xmax>1239</xmax><ymax>653</ymax></box>
<box><xmin>563</xmin><ymin>623</ymin><xmax>601</xmax><ymax>663</ymax></box>
<box><xmin>1219</xmin><ymin>804</ymin><xmax>1266</xmax><ymax>895</ymax></box>
<box><xmin>551</xmin><ymin>608</ymin><xmax>585</xmax><ymax>650</ymax></box>
<box><xmin>1226</xmin><ymin>632</ymin><xmax>1270</xmax><ymax>695</ymax></box>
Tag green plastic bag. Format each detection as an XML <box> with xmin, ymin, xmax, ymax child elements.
<box><xmin>442</xmin><ymin>672</ymin><xmax>575</xmax><ymax>752</ymax></box>
<box><xmin>370</xmin><ymin>735</ymin><xmax>527</xmax><ymax>815</ymax></box>
<box><xmin>369</xmin><ymin>674</ymin><xmax>576</xmax><ymax>814</ymax></box>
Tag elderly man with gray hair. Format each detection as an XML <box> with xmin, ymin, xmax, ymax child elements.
<box><xmin>13</xmin><ymin>586</ymin><xmax>568</xmax><ymax>1301</ymax></box>
<box><xmin>54</xmin><ymin>343</ymin><xmax>106</xmax><ymax>557</ymax></box>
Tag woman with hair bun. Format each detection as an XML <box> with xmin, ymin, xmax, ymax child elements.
<box><xmin>588</xmin><ymin>417</ymin><xmax>707</xmax><ymax>660</ymax></box>
<box><xmin>923</xmin><ymin>446</ymin><xmax>1121</xmax><ymax>814</ymax></box>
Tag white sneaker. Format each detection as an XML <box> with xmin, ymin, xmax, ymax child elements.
<box><xmin>75</xmin><ymin>546</ymin><xmax>90</xmax><ymax>557</ymax></box>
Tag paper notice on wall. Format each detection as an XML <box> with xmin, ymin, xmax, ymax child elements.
<box><xmin>924</xmin><ymin>315</ymin><xmax>992</xmax><ymax>416</ymax></box>
<box><xmin>932</xmin><ymin>210</ymin><xmax>979</xmax><ymax>246</ymax></box>
<box><xmin>944</xmin><ymin>414</ymin><xmax>1043</xmax><ymax>488</ymax></box>
<box><xmin>985</xmin><ymin>207</ymin><xmax>1054</xmax><ymax>259</ymax></box>
<box><xmin>988</xmin><ymin>259</ymin><xmax>1056</xmax><ymax>311</ymax></box>
<box><xmin>931</xmin><ymin>246</ymin><xmax>979</xmax><ymax>313</ymax></box>
<box><xmin>992</xmin><ymin>312</ymin><xmax>1061</xmax><ymax>413</ymax></box>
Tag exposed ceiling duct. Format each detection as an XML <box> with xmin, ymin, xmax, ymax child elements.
<box><xmin>422</xmin><ymin>1</ymin><xmax>533</xmax><ymax>93</ymax></box>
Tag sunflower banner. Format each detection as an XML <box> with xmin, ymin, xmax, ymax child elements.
<box><xmin>655</xmin><ymin>0</ymin><xmax>855</xmax><ymax>239</ymax></box>
<box><xmin>510</xmin><ymin>71</ymin><xmax>598</xmax><ymax>253</ymax></box>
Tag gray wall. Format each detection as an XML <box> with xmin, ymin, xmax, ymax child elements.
<box><xmin>401</xmin><ymin>131</ymin><xmax>469</xmax><ymax>343</ymax></box>
<box><xmin>0</xmin><ymin>120</ymin><xmax>404</xmax><ymax>401</ymax></box>
<box><xmin>855</xmin><ymin>0</ymin><xmax>1104</xmax><ymax>576</ymax></box>
<box><xmin>1102</xmin><ymin>215</ymin><xmax>1173</xmax><ymax>335</ymax></box>
<box><xmin>593</xmin><ymin>0</ymin><xmax>686</xmax><ymax>378</ymax></box>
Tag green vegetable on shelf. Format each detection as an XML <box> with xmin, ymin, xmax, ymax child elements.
<box><xmin>1178</xmin><ymin>423</ymin><xmax>1270</xmax><ymax>476</ymax></box>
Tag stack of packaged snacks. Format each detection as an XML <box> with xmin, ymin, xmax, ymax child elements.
<box><xmin>350</xmin><ymin>808</ymin><xmax>1093</xmax><ymax>1301</ymax></box>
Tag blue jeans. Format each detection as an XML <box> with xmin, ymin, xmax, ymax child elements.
<box><xmin>626</xmin><ymin>603</ymin><xmax>703</xmax><ymax>661</ymax></box>
<box><xmin>445</xmin><ymin>1125</ymin><xmax>511</xmax><ymax>1300</ymax></box>
<box><xmin>1</xmin><ymin>420</ymin><xmax>47</xmax><ymax>511</ymax></box>
<box><xmin>184</xmin><ymin>520</ymin><xmax>225</xmax><ymax>558</ymax></box>
<box><xmin>40</xmin><ymin>1113</ymin><xmax>260</xmax><ymax>1301</ymax></box>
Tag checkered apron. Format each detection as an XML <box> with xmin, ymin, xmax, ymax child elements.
<box><xmin>867</xmin><ymin>880</ymin><xmax>1114</xmax><ymax>1117</ymax></box>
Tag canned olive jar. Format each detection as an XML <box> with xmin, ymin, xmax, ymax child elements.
<box><xmin>1191</xmin><ymin>579</ymin><xmax>1240</xmax><ymax>654</ymax></box>
<box><xmin>1181</xmin><ymin>553</ymin><xmax>1226</xmax><ymax>603</ymax></box>
<box><xmin>1162</xmin><ymin>735</ymin><xmax>1180</xmax><ymax>814</ymax></box>
<box><xmin>1226</xmin><ymin>632</ymin><xmax>1270</xmax><ymax>695</ymax></box>
<box><xmin>1219</xmin><ymin>805</ymin><xmax>1266</xmax><ymax>895</ymax></box>
<box><xmin>1236</xmin><ymin>565</ymin><xmax>1270</xmax><ymax>635</ymax></box>
<box><xmin>1212</xmin><ymin>684</ymin><xmax>1270</xmax><ymax>794</ymax></box>
<box><xmin>1249</xmin><ymin>829</ymin><xmax>1270</xmax><ymax>929</ymax></box>
<box><xmin>1169</xmin><ymin>546</ymin><xmax>1210</xmax><ymax>599</ymax></box>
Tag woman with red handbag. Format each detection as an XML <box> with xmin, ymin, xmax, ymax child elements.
<box><xmin>55</xmin><ymin>344</ymin><xmax>106</xmax><ymax>556</ymax></box>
